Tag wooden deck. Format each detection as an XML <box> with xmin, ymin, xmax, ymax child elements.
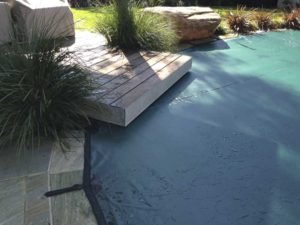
<box><xmin>73</xmin><ymin>32</ymin><xmax>192</xmax><ymax>126</ymax></box>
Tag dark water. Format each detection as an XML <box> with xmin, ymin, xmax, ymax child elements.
<box><xmin>90</xmin><ymin>31</ymin><xmax>300</xmax><ymax>225</ymax></box>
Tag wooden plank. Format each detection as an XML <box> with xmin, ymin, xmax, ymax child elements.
<box><xmin>90</xmin><ymin>52</ymin><xmax>157</xmax><ymax>86</ymax></box>
<box><xmin>95</xmin><ymin>53</ymin><xmax>170</xmax><ymax>97</ymax></box>
<box><xmin>94</xmin><ymin>52</ymin><xmax>147</xmax><ymax>75</ymax></box>
<box><xmin>119</xmin><ymin>55</ymin><xmax>192</xmax><ymax>126</ymax></box>
<box><xmin>67</xmin><ymin>49</ymin><xmax>109</xmax><ymax>66</ymax></box>
<box><xmin>83</xmin><ymin>48</ymin><xmax>193</xmax><ymax>127</ymax></box>
<box><xmin>85</xmin><ymin>100</ymin><xmax>125</xmax><ymax>126</ymax></box>
<box><xmin>79</xmin><ymin>49</ymin><xmax>109</xmax><ymax>61</ymax></box>
<box><xmin>85</xmin><ymin>52</ymin><xmax>119</xmax><ymax>67</ymax></box>
<box><xmin>112</xmin><ymin>55</ymin><xmax>188</xmax><ymax>108</ymax></box>
<box><xmin>101</xmin><ymin>54</ymin><xmax>181</xmax><ymax>105</ymax></box>
<box><xmin>83</xmin><ymin>49</ymin><xmax>146</xmax><ymax>69</ymax></box>
<box><xmin>96</xmin><ymin>52</ymin><xmax>158</xmax><ymax>76</ymax></box>
<box><xmin>98</xmin><ymin>52</ymin><xmax>165</xmax><ymax>79</ymax></box>
<box><xmin>74</xmin><ymin>52</ymin><xmax>108</xmax><ymax>68</ymax></box>
<box><xmin>74</xmin><ymin>47</ymin><xmax>108</xmax><ymax>62</ymax></box>
<box><xmin>91</xmin><ymin>74</ymin><xmax>113</xmax><ymax>86</ymax></box>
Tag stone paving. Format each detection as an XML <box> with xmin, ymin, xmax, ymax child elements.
<box><xmin>0</xmin><ymin>131</ymin><xmax>97</xmax><ymax>225</ymax></box>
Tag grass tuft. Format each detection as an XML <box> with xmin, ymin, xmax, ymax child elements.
<box><xmin>254</xmin><ymin>11</ymin><xmax>275</xmax><ymax>31</ymax></box>
<box><xmin>284</xmin><ymin>8</ymin><xmax>300</xmax><ymax>29</ymax></box>
<box><xmin>215</xmin><ymin>24</ymin><xmax>228</xmax><ymax>35</ymax></box>
<box><xmin>95</xmin><ymin>2</ymin><xmax>178</xmax><ymax>51</ymax></box>
<box><xmin>134</xmin><ymin>11</ymin><xmax>178</xmax><ymax>51</ymax></box>
<box><xmin>227</xmin><ymin>6</ymin><xmax>256</xmax><ymax>34</ymax></box>
<box><xmin>0</xmin><ymin>23</ymin><xmax>95</xmax><ymax>153</ymax></box>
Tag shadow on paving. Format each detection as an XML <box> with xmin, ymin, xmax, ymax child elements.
<box><xmin>89</xmin><ymin>31</ymin><xmax>300</xmax><ymax>225</ymax></box>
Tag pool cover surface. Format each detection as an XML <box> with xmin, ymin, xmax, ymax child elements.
<box><xmin>89</xmin><ymin>31</ymin><xmax>300</xmax><ymax>225</ymax></box>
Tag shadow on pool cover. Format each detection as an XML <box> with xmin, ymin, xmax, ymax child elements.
<box><xmin>86</xmin><ymin>31</ymin><xmax>300</xmax><ymax>225</ymax></box>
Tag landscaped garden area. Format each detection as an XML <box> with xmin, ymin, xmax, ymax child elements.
<box><xmin>1</xmin><ymin>0</ymin><xmax>300</xmax><ymax>151</ymax></box>
<box><xmin>71</xmin><ymin>2</ymin><xmax>300</xmax><ymax>36</ymax></box>
<box><xmin>1</xmin><ymin>0</ymin><xmax>300</xmax><ymax>224</ymax></box>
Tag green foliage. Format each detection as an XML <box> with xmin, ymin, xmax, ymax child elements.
<box><xmin>95</xmin><ymin>5</ymin><xmax>137</xmax><ymax>49</ymax></box>
<box><xmin>227</xmin><ymin>6</ymin><xmax>257</xmax><ymax>34</ymax></box>
<box><xmin>284</xmin><ymin>8</ymin><xmax>300</xmax><ymax>29</ymax></box>
<box><xmin>128</xmin><ymin>0</ymin><xmax>278</xmax><ymax>8</ymax></box>
<box><xmin>69</xmin><ymin>0</ymin><xmax>281</xmax><ymax>8</ymax></box>
<box><xmin>215</xmin><ymin>24</ymin><xmax>228</xmax><ymax>35</ymax></box>
<box><xmin>134</xmin><ymin>11</ymin><xmax>178</xmax><ymax>51</ymax></box>
<box><xmin>273</xmin><ymin>19</ymin><xmax>285</xmax><ymax>29</ymax></box>
<box><xmin>72</xmin><ymin>6</ymin><xmax>109</xmax><ymax>31</ymax></box>
<box><xmin>0</xmin><ymin>29</ymin><xmax>94</xmax><ymax>152</ymax></box>
<box><xmin>130</xmin><ymin>0</ymin><xmax>165</xmax><ymax>7</ymax></box>
<box><xmin>95</xmin><ymin>3</ymin><xmax>178</xmax><ymax>51</ymax></box>
<box><xmin>254</xmin><ymin>11</ymin><xmax>275</xmax><ymax>31</ymax></box>
<box><xmin>72</xmin><ymin>6</ymin><xmax>286</xmax><ymax>35</ymax></box>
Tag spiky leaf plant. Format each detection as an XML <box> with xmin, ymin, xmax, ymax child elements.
<box><xmin>134</xmin><ymin>11</ymin><xmax>178</xmax><ymax>51</ymax></box>
<box><xmin>254</xmin><ymin>11</ymin><xmax>275</xmax><ymax>31</ymax></box>
<box><xmin>0</xmin><ymin>23</ymin><xmax>95</xmax><ymax>153</ymax></box>
<box><xmin>285</xmin><ymin>8</ymin><xmax>300</xmax><ymax>29</ymax></box>
<box><xmin>227</xmin><ymin>6</ymin><xmax>256</xmax><ymax>34</ymax></box>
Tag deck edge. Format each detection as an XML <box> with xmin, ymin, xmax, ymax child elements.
<box><xmin>124</xmin><ymin>55</ymin><xmax>192</xmax><ymax>126</ymax></box>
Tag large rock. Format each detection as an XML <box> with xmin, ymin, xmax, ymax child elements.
<box><xmin>144</xmin><ymin>6</ymin><xmax>221</xmax><ymax>42</ymax></box>
<box><xmin>0</xmin><ymin>2</ymin><xmax>14</xmax><ymax>45</ymax></box>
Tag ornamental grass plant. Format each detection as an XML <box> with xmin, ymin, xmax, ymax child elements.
<box><xmin>95</xmin><ymin>0</ymin><xmax>178</xmax><ymax>51</ymax></box>
<box><xmin>284</xmin><ymin>8</ymin><xmax>300</xmax><ymax>29</ymax></box>
<box><xmin>227</xmin><ymin>6</ymin><xmax>257</xmax><ymax>34</ymax></box>
<box><xmin>0</xmin><ymin>18</ymin><xmax>95</xmax><ymax>153</ymax></box>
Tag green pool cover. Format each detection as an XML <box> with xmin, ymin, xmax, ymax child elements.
<box><xmin>89</xmin><ymin>31</ymin><xmax>300</xmax><ymax>225</ymax></box>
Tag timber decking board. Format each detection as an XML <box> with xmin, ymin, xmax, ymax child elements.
<box><xmin>94</xmin><ymin>53</ymin><xmax>170</xmax><ymax>97</ymax></box>
<box><xmin>75</xmin><ymin>42</ymin><xmax>192</xmax><ymax>126</ymax></box>
<box><xmin>101</xmin><ymin>54</ymin><xmax>180</xmax><ymax>105</ymax></box>
<box><xmin>76</xmin><ymin>48</ymin><xmax>109</xmax><ymax>62</ymax></box>
<box><xmin>94</xmin><ymin>52</ymin><xmax>148</xmax><ymax>75</ymax></box>
<box><xmin>122</xmin><ymin>56</ymin><xmax>192</xmax><ymax>126</ymax></box>
<box><xmin>88</xmin><ymin>52</ymin><xmax>165</xmax><ymax>87</ymax></box>
<box><xmin>111</xmin><ymin>55</ymin><xmax>188</xmax><ymax>107</ymax></box>
<box><xmin>86</xmin><ymin>52</ymin><xmax>120</xmax><ymax>67</ymax></box>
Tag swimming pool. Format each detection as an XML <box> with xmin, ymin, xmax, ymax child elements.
<box><xmin>88</xmin><ymin>31</ymin><xmax>300</xmax><ymax>225</ymax></box>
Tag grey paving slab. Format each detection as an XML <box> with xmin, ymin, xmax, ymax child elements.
<box><xmin>0</xmin><ymin>178</ymin><xmax>24</xmax><ymax>225</ymax></box>
<box><xmin>49</xmin><ymin>138</ymin><xmax>85</xmax><ymax>175</ymax></box>
<box><xmin>24</xmin><ymin>174</ymin><xmax>49</xmax><ymax>225</ymax></box>
<box><xmin>0</xmin><ymin>131</ymin><xmax>91</xmax><ymax>225</ymax></box>
<box><xmin>50</xmin><ymin>171</ymin><xmax>97</xmax><ymax>225</ymax></box>
<box><xmin>0</xmin><ymin>141</ymin><xmax>53</xmax><ymax>181</ymax></box>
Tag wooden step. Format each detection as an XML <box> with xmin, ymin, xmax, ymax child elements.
<box><xmin>85</xmin><ymin>51</ymin><xmax>192</xmax><ymax>127</ymax></box>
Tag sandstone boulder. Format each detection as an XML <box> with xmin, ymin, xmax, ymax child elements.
<box><xmin>144</xmin><ymin>6</ymin><xmax>221</xmax><ymax>42</ymax></box>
